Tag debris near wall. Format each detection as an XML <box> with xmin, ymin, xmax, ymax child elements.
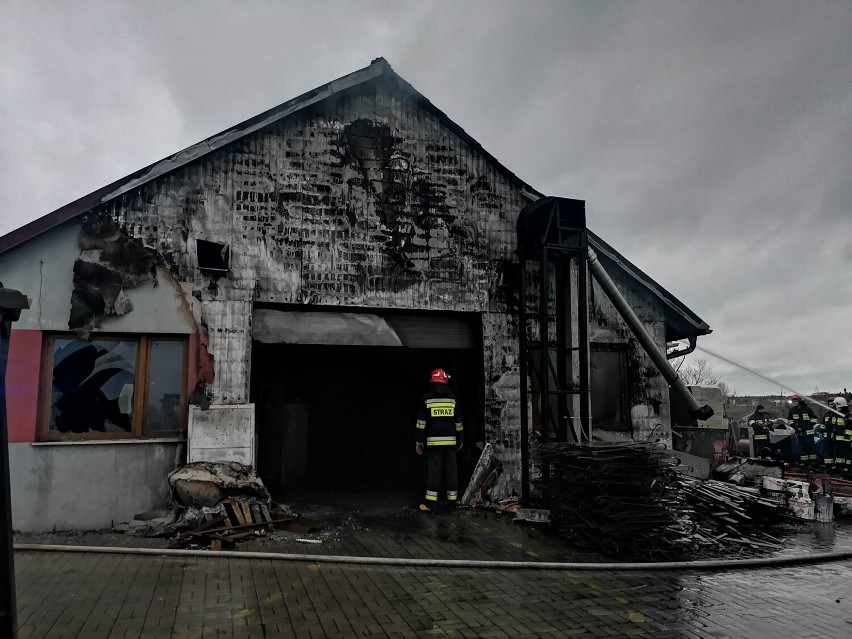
<box><xmin>537</xmin><ymin>442</ymin><xmax>790</xmax><ymax>560</ymax></box>
<box><xmin>169</xmin><ymin>497</ymin><xmax>297</xmax><ymax>550</ymax></box>
<box><xmin>115</xmin><ymin>462</ymin><xmax>298</xmax><ymax>550</ymax></box>
<box><xmin>169</xmin><ymin>461</ymin><xmax>271</xmax><ymax>507</ymax></box>
<box><xmin>460</xmin><ymin>443</ymin><xmax>505</xmax><ymax>509</ymax></box>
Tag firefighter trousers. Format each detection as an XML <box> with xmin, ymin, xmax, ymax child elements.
<box><xmin>835</xmin><ymin>429</ymin><xmax>850</xmax><ymax>471</ymax></box>
<box><xmin>795</xmin><ymin>426</ymin><xmax>817</xmax><ymax>463</ymax></box>
<box><xmin>424</xmin><ymin>446</ymin><xmax>458</xmax><ymax>505</ymax></box>
<box><xmin>822</xmin><ymin>433</ymin><xmax>836</xmax><ymax>467</ymax></box>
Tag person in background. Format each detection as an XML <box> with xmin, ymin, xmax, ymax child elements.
<box><xmin>746</xmin><ymin>403</ymin><xmax>774</xmax><ymax>458</ymax></box>
<box><xmin>825</xmin><ymin>396</ymin><xmax>850</xmax><ymax>475</ymax></box>
<box><xmin>414</xmin><ymin>368</ymin><xmax>464</xmax><ymax>512</ymax></box>
<box><xmin>787</xmin><ymin>395</ymin><xmax>818</xmax><ymax>466</ymax></box>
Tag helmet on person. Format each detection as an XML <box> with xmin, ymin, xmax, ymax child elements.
<box><xmin>756</xmin><ymin>404</ymin><xmax>765</xmax><ymax>411</ymax></box>
<box><xmin>430</xmin><ymin>368</ymin><xmax>449</xmax><ymax>384</ymax></box>
<box><xmin>833</xmin><ymin>397</ymin><xmax>848</xmax><ymax>408</ymax></box>
<box><xmin>790</xmin><ymin>395</ymin><xmax>803</xmax><ymax>403</ymax></box>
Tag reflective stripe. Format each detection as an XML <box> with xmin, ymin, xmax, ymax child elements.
<box><xmin>425</xmin><ymin>493</ymin><xmax>438</xmax><ymax>502</ymax></box>
<box><xmin>416</xmin><ymin>420</ymin><xmax>426</xmax><ymax>430</ymax></box>
<box><xmin>427</xmin><ymin>439</ymin><xmax>457</xmax><ymax>446</ymax></box>
<box><xmin>447</xmin><ymin>494</ymin><xmax>457</xmax><ymax>501</ymax></box>
<box><xmin>455</xmin><ymin>424</ymin><xmax>464</xmax><ymax>431</ymax></box>
<box><xmin>426</xmin><ymin>398</ymin><xmax>456</xmax><ymax>405</ymax></box>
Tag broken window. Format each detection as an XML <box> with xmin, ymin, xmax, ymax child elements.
<box><xmin>40</xmin><ymin>334</ymin><xmax>187</xmax><ymax>440</ymax></box>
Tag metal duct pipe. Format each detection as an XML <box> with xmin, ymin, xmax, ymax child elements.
<box><xmin>587</xmin><ymin>249</ymin><xmax>714</xmax><ymax>421</ymax></box>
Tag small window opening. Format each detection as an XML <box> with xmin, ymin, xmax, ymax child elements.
<box><xmin>196</xmin><ymin>239</ymin><xmax>230</xmax><ymax>273</ymax></box>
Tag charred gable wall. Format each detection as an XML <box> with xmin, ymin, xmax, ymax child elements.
<box><xmin>92</xmin><ymin>78</ymin><xmax>528</xmax><ymax>480</ymax></box>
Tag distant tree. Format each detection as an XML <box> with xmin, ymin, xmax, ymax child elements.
<box><xmin>717</xmin><ymin>381</ymin><xmax>733</xmax><ymax>397</ymax></box>
<box><xmin>675</xmin><ymin>357</ymin><xmax>722</xmax><ymax>386</ymax></box>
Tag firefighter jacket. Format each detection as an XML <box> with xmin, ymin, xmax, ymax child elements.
<box><xmin>787</xmin><ymin>403</ymin><xmax>817</xmax><ymax>434</ymax></box>
<box><xmin>823</xmin><ymin>408</ymin><xmax>848</xmax><ymax>441</ymax></box>
<box><xmin>415</xmin><ymin>384</ymin><xmax>464</xmax><ymax>448</ymax></box>
<box><xmin>747</xmin><ymin>410</ymin><xmax>773</xmax><ymax>444</ymax></box>
<box><xmin>747</xmin><ymin>410</ymin><xmax>772</xmax><ymax>431</ymax></box>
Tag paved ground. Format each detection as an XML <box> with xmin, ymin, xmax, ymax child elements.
<box><xmin>15</xmin><ymin>488</ymin><xmax>852</xmax><ymax>564</ymax></box>
<box><xmin>13</xmin><ymin>548</ymin><xmax>852</xmax><ymax>638</ymax></box>
<box><xmin>13</xmin><ymin>495</ymin><xmax>852</xmax><ymax>639</ymax></box>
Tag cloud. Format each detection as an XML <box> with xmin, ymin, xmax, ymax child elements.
<box><xmin>1</xmin><ymin>0</ymin><xmax>850</xmax><ymax>394</ymax></box>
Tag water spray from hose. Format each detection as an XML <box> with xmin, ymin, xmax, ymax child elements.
<box><xmin>696</xmin><ymin>345</ymin><xmax>844</xmax><ymax>417</ymax></box>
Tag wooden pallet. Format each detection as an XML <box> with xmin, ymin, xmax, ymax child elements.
<box><xmin>174</xmin><ymin>498</ymin><xmax>292</xmax><ymax>550</ymax></box>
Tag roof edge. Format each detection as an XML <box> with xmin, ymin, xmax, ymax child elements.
<box><xmin>1</xmin><ymin>57</ymin><xmax>541</xmax><ymax>255</ymax></box>
<box><xmin>588</xmin><ymin>229</ymin><xmax>711</xmax><ymax>337</ymax></box>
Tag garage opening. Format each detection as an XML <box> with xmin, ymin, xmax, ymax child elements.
<box><xmin>250</xmin><ymin>307</ymin><xmax>484</xmax><ymax>505</ymax></box>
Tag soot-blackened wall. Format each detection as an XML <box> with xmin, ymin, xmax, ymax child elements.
<box><xmin>90</xmin><ymin>77</ymin><xmax>531</xmax><ymax>492</ymax></box>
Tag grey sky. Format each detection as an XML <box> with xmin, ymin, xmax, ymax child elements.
<box><xmin>2</xmin><ymin>0</ymin><xmax>850</xmax><ymax>397</ymax></box>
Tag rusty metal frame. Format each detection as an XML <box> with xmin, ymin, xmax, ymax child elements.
<box><xmin>517</xmin><ymin>197</ymin><xmax>590</xmax><ymax>506</ymax></box>
<box><xmin>36</xmin><ymin>333</ymin><xmax>189</xmax><ymax>441</ymax></box>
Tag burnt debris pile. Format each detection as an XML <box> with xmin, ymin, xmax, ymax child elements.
<box><xmin>538</xmin><ymin>442</ymin><xmax>789</xmax><ymax>560</ymax></box>
<box><xmin>681</xmin><ymin>478</ymin><xmax>788</xmax><ymax>554</ymax></box>
<box><xmin>115</xmin><ymin>462</ymin><xmax>302</xmax><ymax>550</ymax></box>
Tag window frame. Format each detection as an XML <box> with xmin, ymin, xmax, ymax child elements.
<box><xmin>38</xmin><ymin>333</ymin><xmax>189</xmax><ymax>442</ymax></box>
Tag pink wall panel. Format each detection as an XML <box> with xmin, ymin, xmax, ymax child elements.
<box><xmin>4</xmin><ymin>328</ymin><xmax>42</xmax><ymax>443</ymax></box>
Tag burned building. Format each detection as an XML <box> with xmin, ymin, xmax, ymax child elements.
<box><xmin>0</xmin><ymin>59</ymin><xmax>710</xmax><ymax>531</ymax></box>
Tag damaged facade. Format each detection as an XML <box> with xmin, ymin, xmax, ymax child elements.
<box><xmin>0</xmin><ymin>58</ymin><xmax>710</xmax><ymax>531</ymax></box>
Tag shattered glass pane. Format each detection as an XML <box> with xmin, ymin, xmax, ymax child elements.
<box><xmin>145</xmin><ymin>339</ymin><xmax>184</xmax><ymax>432</ymax></box>
<box><xmin>49</xmin><ymin>338</ymin><xmax>137</xmax><ymax>433</ymax></box>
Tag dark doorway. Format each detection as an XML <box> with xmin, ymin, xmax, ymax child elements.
<box><xmin>251</xmin><ymin>343</ymin><xmax>483</xmax><ymax>504</ymax></box>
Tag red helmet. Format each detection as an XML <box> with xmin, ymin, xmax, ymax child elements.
<box><xmin>790</xmin><ymin>395</ymin><xmax>803</xmax><ymax>402</ymax></box>
<box><xmin>430</xmin><ymin>368</ymin><xmax>449</xmax><ymax>384</ymax></box>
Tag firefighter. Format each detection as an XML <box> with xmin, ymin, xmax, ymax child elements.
<box><xmin>415</xmin><ymin>368</ymin><xmax>464</xmax><ymax>512</ymax></box>
<box><xmin>827</xmin><ymin>396</ymin><xmax>850</xmax><ymax>475</ymax></box>
<box><xmin>787</xmin><ymin>395</ymin><xmax>818</xmax><ymax>466</ymax></box>
<box><xmin>821</xmin><ymin>397</ymin><xmax>839</xmax><ymax>469</ymax></box>
<box><xmin>746</xmin><ymin>404</ymin><xmax>773</xmax><ymax>458</ymax></box>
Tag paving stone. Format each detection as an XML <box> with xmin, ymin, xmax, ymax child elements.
<box><xmin>13</xmin><ymin>515</ymin><xmax>852</xmax><ymax>638</ymax></box>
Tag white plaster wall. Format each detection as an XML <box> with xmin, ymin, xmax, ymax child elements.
<box><xmin>8</xmin><ymin>441</ymin><xmax>183</xmax><ymax>532</ymax></box>
<box><xmin>0</xmin><ymin>220</ymin><xmax>195</xmax><ymax>335</ymax></box>
<box><xmin>0</xmin><ymin>221</ymin><xmax>80</xmax><ymax>331</ymax></box>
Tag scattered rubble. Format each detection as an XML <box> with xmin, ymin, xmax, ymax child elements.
<box><xmin>168</xmin><ymin>461</ymin><xmax>271</xmax><ymax>508</ymax></box>
<box><xmin>536</xmin><ymin>442</ymin><xmax>793</xmax><ymax>560</ymax></box>
<box><xmin>114</xmin><ymin>461</ymin><xmax>315</xmax><ymax>550</ymax></box>
<box><xmin>460</xmin><ymin>443</ymin><xmax>502</xmax><ymax>508</ymax></box>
